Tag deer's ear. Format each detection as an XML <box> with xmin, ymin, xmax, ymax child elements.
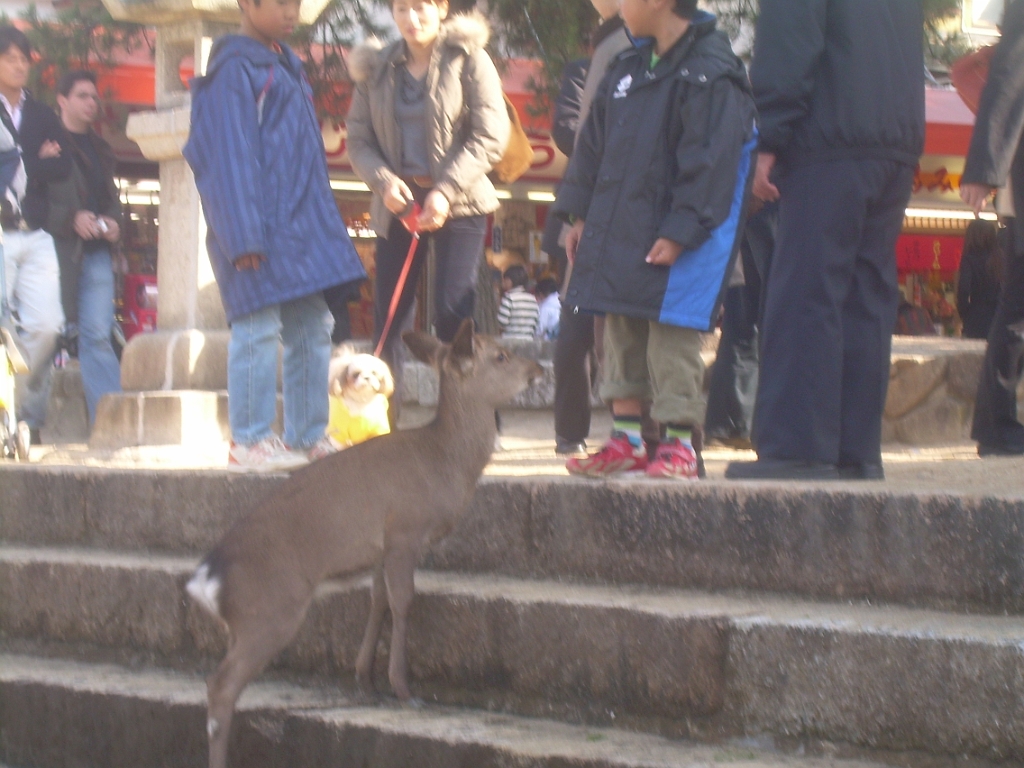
<box><xmin>402</xmin><ymin>331</ymin><xmax>444</xmax><ymax>365</ymax></box>
<box><xmin>450</xmin><ymin>319</ymin><xmax>475</xmax><ymax>362</ymax></box>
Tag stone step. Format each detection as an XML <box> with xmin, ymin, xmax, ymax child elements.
<box><xmin>3</xmin><ymin>545</ymin><xmax>1024</xmax><ymax>760</ymax></box>
<box><xmin>3</xmin><ymin>467</ymin><xmax>1024</xmax><ymax>613</ymax></box>
<box><xmin>0</xmin><ymin>653</ymin><xmax>892</xmax><ymax>768</ymax></box>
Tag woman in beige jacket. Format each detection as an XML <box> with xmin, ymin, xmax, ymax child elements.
<box><xmin>347</xmin><ymin>1</ymin><xmax>509</xmax><ymax>423</ymax></box>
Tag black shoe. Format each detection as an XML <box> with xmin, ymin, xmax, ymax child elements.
<box><xmin>837</xmin><ymin>463</ymin><xmax>885</xmax><ymax>480</ymax></box>
<box><xmin>978</xmin><ymin>444</ymin><xmax>1024</xmax><ymax>457</ymax></box>
<box><xmin>725</xmin><ymin>458</ymin><xmax>840</xmax><ymax>480</ymax></box>
<box><xmin>555</xmin><ymin>437</ymin><xmax>587</xmax><ymax>456</ymax></box>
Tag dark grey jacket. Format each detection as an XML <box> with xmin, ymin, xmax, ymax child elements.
<box><xmin>554</xmin><ymin>12</ymin><xmax>757</xmax><ymax>330</ymax></box>
<box><xmin>962</xmin><ymin>0</ymin><xmax>1024</xmax><ymax>198</ymax></box>
<box><xmin>750</xmin><ymin>0</ymin><xmax>925</xmax><ymax>168</ymax></box>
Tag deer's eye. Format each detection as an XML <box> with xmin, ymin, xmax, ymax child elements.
<box><xmin>496</xmin><ymin>351</ymin><xmax>509</xmax><ymax>363</ymax></box>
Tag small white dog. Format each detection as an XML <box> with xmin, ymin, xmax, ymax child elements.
<box><xmin>326</xmin><ymin>346</ymin><xmax>395</xmax><ymax>449</ymax></box>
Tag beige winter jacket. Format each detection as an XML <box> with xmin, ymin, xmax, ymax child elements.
<box><xmin>346</xmin><ymin>11</ymin><xmax>510</xmax><ymax>237</ymax></box>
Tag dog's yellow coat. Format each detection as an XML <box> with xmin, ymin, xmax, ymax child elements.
<box><xmin>327</xmin><ymin>394</ymin><xmax>391</xmax><ymax>447</ymax></box>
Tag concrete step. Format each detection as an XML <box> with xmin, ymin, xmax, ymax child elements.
<box><xmin>3</xmin><ymin>467</ymin><xmax>1024</xmax><ymax>614</ymax></box>
<box><xmin>3</xmin><ymin>545</ymin><xmax>1024</xmax><ymax>760</ymax></box>
<box><xmin>0</xmin><ymin>653</ymin><xmax>896</xmax><ymax>768</ymax></box>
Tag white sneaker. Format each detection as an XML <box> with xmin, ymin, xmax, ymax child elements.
<box><xmin>304</xmin><ymin>436</ymin><xmax>339</xmax><ymax>462</ymax></box>
<box><xmin>228</xmin><ymin>436</ymin><xmax>308</xmax><ymax>472</ymax></box>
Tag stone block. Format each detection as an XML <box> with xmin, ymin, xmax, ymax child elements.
<box><xmin>119</xmin><ymin>329</ymin><xmax>229</xmax><ymax>392</ymax></box>
<box><xmin>893</xmin><ymin>383</ymin><xmax>969</xmax><ymax>445</ymax></box>
<box><xmin>885</xmin><ymin>357</ymin><xmax>947</xmax><ymax>419</ymax></box>
<box><xmin>89</xmin><ymin>390</ymin><xmax>226</xmax><ymax>449</ymax></box>
<box><xmin>46</xmin><ymin>364</ymin><xmax>89</xmax><ymax>443</ymax></box>
<box><xmin>947</xmin><ymin>350</ymin><xmax>985</xmax><ymax>401</ymax></box>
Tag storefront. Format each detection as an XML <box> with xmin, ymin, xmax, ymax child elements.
<box><xmin>899</xmin><ymin>87</ymin><xmax>989</xmax><ymax>335</ymax></box>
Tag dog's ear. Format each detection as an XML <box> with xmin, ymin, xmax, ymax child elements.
<box><xmin>327</xmin><ymin>355</ymin><xmax>349</xmax><ymax>397</ymax></box>
<box><xmin>379</xmin><ymin>363</ymin><xmax>395</xmax><ymax>398</ymax></box>
<box><xmin>403</xmin><ymin>330</ymin><xmax>445</xmax><ymax>366</ymax></box>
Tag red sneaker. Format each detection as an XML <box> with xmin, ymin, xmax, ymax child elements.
<box><xmin>566</xmin><ymin>432</ymin><xmax>648</xmax><ymax>477</ymax></box>
<box><xmin>646</xmin><ymin>438</ymin><xmax>700</xmax><ymax>480</ymax></box>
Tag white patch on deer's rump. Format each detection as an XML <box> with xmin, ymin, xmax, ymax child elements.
<box><xmin>186</xmin><ymin>563</ymin><xmax>221</xmax><ymax>617</ymax></box>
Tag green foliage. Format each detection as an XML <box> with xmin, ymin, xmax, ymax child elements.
<box><xmin>19</xmin><ymin>1</ymin><xmax>150</xmax><ymax>108</ymax></box>
<box><xmin>486</xmin><ymin>0</ymin><xmax>597</xmax><ymax>112</ymax></box>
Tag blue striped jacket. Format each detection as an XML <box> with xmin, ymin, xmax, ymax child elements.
<box><xmin>183</xmin><ymin>35</ymin><xmax>365</xmax><ymax>323</ymax></box>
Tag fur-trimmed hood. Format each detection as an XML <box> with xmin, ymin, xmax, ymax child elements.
<box><xmin>347</xmin><ymin>10</ymin><xmax>491</xmax><ymax>84</ymax></box>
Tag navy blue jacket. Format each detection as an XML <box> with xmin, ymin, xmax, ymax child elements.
<box><xmin>554</xmin><ymin>13</ymin><xmax>757</xmax><ymax>331</ymax></box>
<box><xmin>184</xmin><ymin>35</ymin><xmax>365</xmax><ymax>323</ymax></box>
<box><xmin>750</xmin><ymin>0</ymin><xmax>925</xmax><ymax>168</ymax></box>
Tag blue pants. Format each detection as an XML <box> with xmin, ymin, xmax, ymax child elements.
<box><xmin>227</xmin><ymin>292</ymin><xmax>333</xmax><ymax>448</ymax></box>
<box><xmin>754</xmin><ymin>159</ymin><xmax>914</xmax><ymax>465</ymax></box>
<box><xmin>78</xmin><ymin>246</ymin><xmax>123</xmax><ymax>424</ymax></box>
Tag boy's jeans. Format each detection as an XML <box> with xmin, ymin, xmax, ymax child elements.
<box><xmin>3</xmin><ymin>229</ymin><xmax>64</xmax><ymax>429</ymax></box>
<box><xmin>78</xmin><ymin>245</ymin><xmax>123</xmax><ymax>424</ymax></box>
<box><xmin>228</xmin><ymin>292</ymin><xmax>333</xmax><ymax>449</ymax></box>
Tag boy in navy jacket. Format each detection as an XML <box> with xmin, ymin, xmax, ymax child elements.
<box><xmin>184</xmin><ymin>0</ymin><xmax>365</xmax><ymax>471</ymax></box>
<box><xmin>555</xmin><ymin>0</ymin><xmax>756</xmax><ymax>479</ymax></box>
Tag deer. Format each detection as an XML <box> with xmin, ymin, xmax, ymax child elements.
<box><xmin>186</xmin><ymin>319</ymin><xmax>543</xmax><ymax>768</ymax></box>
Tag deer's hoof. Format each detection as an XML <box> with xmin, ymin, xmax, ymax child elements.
<box><xmin>401</xmin><ymin>696</ymin><xmax>426</xmax><ymax>710</ymax></box>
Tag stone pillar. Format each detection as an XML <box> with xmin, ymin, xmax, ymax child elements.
<box><xmin>91</xmin><ymin>0</ymin><xmax>329</xmax><ymax>449</ymax></box>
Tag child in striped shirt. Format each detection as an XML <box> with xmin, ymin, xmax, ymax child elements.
<box><xmin>497</xmin><ymin>264</ymin><xmax>539</xmax><ymax>339</ymax></box>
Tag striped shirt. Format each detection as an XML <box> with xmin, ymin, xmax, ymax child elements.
<box><xmin>497</xmin><ymin>286</ymin><xmax>539</xmax><ymax>339</ymax></box>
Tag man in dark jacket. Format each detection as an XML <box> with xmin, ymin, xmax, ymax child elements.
<box><xmin>960</xmin><ymin>0</ymin><xmax>1024</xmax><ymax>456</ymax></box>
<box><xmin>0</xmin><ymin>26</ymin><xmax>71</xmax><ymax>443</ymax></box>
<box><xmin>45</xmin><ymin>69</ymin><xmax>123</xmax><ymax>428</ymax></box>
<box><xmin>726</xmin><ymin>0</ymin><xmax>926</xmax><ymax>480</ymax></box>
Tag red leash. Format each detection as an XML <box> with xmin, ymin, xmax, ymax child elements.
<box><xmin>374</xmin><ymin>203</ymin><xmax>422</xmax><ymax>359</ymax></box>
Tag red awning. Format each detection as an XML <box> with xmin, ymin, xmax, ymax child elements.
<box><xmin>924</xmin><ymin>88</ymin><xmax>975</xmax><ymax>157</ymax></box>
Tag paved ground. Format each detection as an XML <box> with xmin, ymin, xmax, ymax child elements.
<box><xmin>18</xmin><ymin>405</ymin><xmax>1024</xmax><ymax>499</ymax></box>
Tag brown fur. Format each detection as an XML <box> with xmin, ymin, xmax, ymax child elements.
<box><xmin>187</xmin><ymin>320</ymin><xmax>542</xmax><ymax>768</ymax></box>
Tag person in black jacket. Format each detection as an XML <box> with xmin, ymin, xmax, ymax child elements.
<box><xmin>960</xmin><ymin>0</ymin><xmax>1024</xmax><ymax>457</ymax></box>
<box><xmin>956</xmin><ymin>218</ymin><xmax>1003</xmax><ymax>340</ymax></box>
<box><xmin>0</xmin><ymin>26</ymin><xmax>71</xmax><ymax>443</ymax></box>
<box><xmin>725</xmin><ymin>0</ymin><xmax>926</xmax><ymax>481</ymax></box>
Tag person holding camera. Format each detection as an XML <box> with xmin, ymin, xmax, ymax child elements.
<box><xmin>45</xmin><ymin>69</ymin><xmax>123</xmax><ymax>428</ymax></box>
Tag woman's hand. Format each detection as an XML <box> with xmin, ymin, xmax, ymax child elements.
<box><xmin>565</xmin><ymin>220</ymin><xmax>585</xmax><ymax>265</ymax></box>
<box><xmin>383</xmin><ymin>177</ymin><xmax>414</xmax><ymax>215</ymax></box>
<box><xmin>418</xmin><ymin>190</ymin><xmax>450</xmax><ymax>232</ymax></box>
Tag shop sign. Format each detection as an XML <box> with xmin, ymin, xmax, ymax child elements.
<box><xmin>321</xmin><ymin>121</ymin><xmax>568</xmax><ymax>183</ymax></box>
<box><xmin>896</xmin><ymin>234</ymin><xmax>964</xmax><ymax>273</ymax></box>
<box><xmin>912</xmin><ymin>155</ymin><xmax>965</xmax><ymax>207</ymax></box>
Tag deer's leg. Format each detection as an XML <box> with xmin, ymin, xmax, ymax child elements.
<box><xmin>205</xmin><ymin>609</ymin><xmax>308</xmax><ymax>768</ymax></box>
<box><xmin>383</xmin><ymin>547</ymin><xmax>419</xmax><ymax>701</ymax></box>
<box><xmin>355</xmin><ymin>562</ymin><xmax>388</xmax><ymax>692</ymax></box>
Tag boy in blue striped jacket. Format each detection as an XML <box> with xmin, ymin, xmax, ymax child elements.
<box><xmin>183</xmin><ymin>0</ymin><xmax>366</xmax><ymax>471</ymax></box>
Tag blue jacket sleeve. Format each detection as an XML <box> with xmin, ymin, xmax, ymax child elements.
<box><xmin>749</xmin><ymin>0</ymin><xmax>827</xmax><ymax>155</ymax></box>
<box><xmin>188</xmin><ymin>59</ymin><xmax>268</xmax><ymax>262</ymax></box>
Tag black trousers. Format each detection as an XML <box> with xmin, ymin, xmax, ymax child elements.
<box><xmin>754</xmin><ymin>159</ymin><xmax>914</xmax><ymax>465</ymax></box>
<box><xmin>972</xmin><ymin>216</ymin><xmax>1024</xmax><ymax>452</ymax></box>
<box><xmin>373</xmin><ymin>213</ymin><xmax>486</xmax><ymax>423</ymax></box>
<box><xmin>704</xmin><ymin>202</ymin><xmax>777</xmax><ymax>441</ymax></box>
<box><xmin>553</xmin><ymin>303</ymin><xmax>595</xmax><ymax>443</ymax></box>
